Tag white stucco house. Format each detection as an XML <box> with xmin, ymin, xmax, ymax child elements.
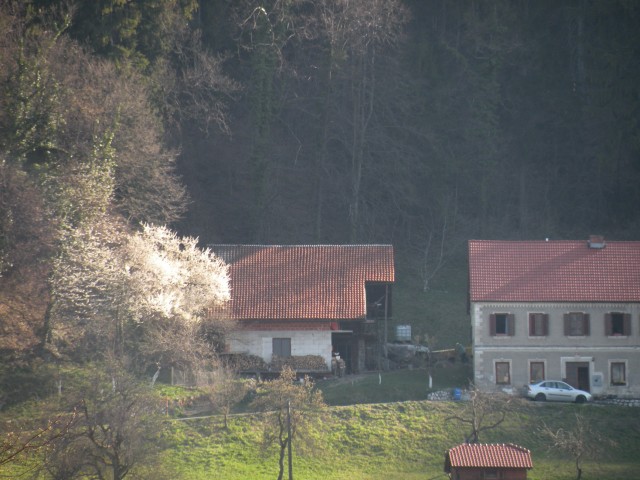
<box><xmin>209</xmin><ymin>244</ymin><xmax>395</xmax><ymax>374</ymax></box>
<box><xmin>468</xmin><ymin>236</ymin><xmax>640</xmax><ymax>397</ymax></box>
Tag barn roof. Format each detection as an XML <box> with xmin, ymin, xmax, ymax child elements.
<box><xmin>468</xmin><ymin>238</ymin><xmax>640</xmax><ymax>302</ymax></box>
<box><xmin>209</xmin><ymin>245</ymin><xmax>394</xmax><ymax>320</ymax></box>
<box><xmin>445</xmin><ymin>443</ymin><xmax>533</xmax><ymax>470</ymax></box>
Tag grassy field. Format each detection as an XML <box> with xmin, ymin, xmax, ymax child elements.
<box><xmin>163</xmin><ymin>397</ymin><xmax>640</xmax><ymax>480</ymax></box>
<box><xmin>318</xmin><ymin>364</ymin><xmax>472</xmax><ymax>405</ymax></box>
<box><xmin>158</xmin><ymin>366</ymin><xmax>640</xmax><ymax>480</ymax></box>
<box><xmin>3</xmin><ymin>366</ymin><xmax>640</xmax><ymax>479</ymax></box>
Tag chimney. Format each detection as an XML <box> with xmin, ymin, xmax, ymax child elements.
<box><xmin>588</xmin><ymin>235</ymin><xmax>606</xmax><ymax>249</ymax></box>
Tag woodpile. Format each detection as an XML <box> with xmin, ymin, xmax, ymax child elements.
<box><xmin>225</xmin><ymin>353</ymin><xmax>269</xmax><ymax>371</ymax></box>
<box><xmin>271</xmin><ymin>355</ymin><xmax>329</xmax><ymax>372</ymax></box>
<box><xmin>224</xmin><ymin>353</ymin><xmax>329</xmax><ymax>372</ymax></box>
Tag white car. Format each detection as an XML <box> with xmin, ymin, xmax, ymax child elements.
<box><xmin>525</xmin><ymin>380</ymin><xmax>592</xmax><ymax>403</ymax></box>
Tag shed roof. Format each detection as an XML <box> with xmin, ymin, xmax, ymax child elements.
<box><xmin>446</xmin><ymin>443</ymin><xmax>533</xmax><ymax>469</ymax></box>
<box><xmin>468</xmin><ymin>239</ymin><xmax>640</xmax><ymax>302</ymax></box>
<box><xmin>209</xmin><ymin>245</ymin><xmax>394</xmax><ymax>320</ymax></box>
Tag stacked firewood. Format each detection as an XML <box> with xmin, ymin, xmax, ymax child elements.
<box><xmin>271</xmin><ymin>355</ymin><xmax>329</xmax><ymax>371</ymax></box>
<box><xmin>226</xmin><ymin>353</ymin><xmax>329</xmax><ymax>372</ymax></box>
<box><xmin>226</xmin><ymin>353</ymin><xmax>269</xmax><ymax>371</ymax></box>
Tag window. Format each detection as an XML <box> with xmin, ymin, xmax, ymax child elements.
<box><xmin>564</xmin><ymin>312</ymin><xmax>590</xmax><ymax>336</ymax></box>
<box><xmin>272</xmin><ymin>338</ymin><xmax>291</xmax><ymax>357</ymax></box>
<box><xmin>611</xmin><ymin>362</ymin><xmax>627</xmax><ymax>386</ymax></box>
<box><xmin>495</xmin><ymin>362</ymin><xmax>511</xmax><ymax>385</ymax></box>
<box><xmin>483</xmin><ymin>470</ymin><xmax>498</xmax><ymax>479</ymax></box>
<box><xmin>530</xmin><ymin>361</ymin><xmax>545</xmax><ymax>383</ymax></box>
<box><xmin>605</xmin><ymin>313</ymin><xmax>631</xmax><ymax>336</ymax></box>
<box><xmin>490</xmin><ymin>314</ymin><xmax>515</xmax><ymax>336</ymax></box>
<box><xmin>529</xmin><ymin>313</ymin><xmax>549</xmax><ymax>336</ymax></box>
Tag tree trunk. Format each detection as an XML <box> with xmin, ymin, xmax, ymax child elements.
<box><xmin>277</xmin><ymin>439</ymin><xmax>286</xmax><ymax>480</ymax></box>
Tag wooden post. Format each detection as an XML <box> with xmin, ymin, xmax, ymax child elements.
<box><xmin>287</xmin><ymin>400</ymin><xmax>293</xmax><ymax>480</ymax></box>
<box><xmin>383</xmin><ymin>285</ymin><xmax>389</xmax><ymax>371</ymax></box>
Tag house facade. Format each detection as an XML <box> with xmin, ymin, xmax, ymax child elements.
<box><xmin>209</xmin><ymin>245</ymin><xmax>395</xmax><ymax>374</ymax></box>
<box><xmin>444</xmin><ymin>443</ymin><xmax>532</xmax><ymax>480</ymax></box>
<box><xmin>468</xmin><ymin>237</ymin><xmax>640</xmax><ymax>397</ymax></box>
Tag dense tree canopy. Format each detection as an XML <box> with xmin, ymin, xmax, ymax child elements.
<box><xmin>2</xmin><ymin>0</ymin><xmax>640</xmax><ymax>364</ymax></box>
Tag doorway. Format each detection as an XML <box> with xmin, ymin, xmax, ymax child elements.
<box><xmin>332</xmin><ymin>332</ymin><xmax>354</xmax><ymax>374</ymax></box>
<box><xmin>566</xmin><ymin>362</ymin><xmax>590</xmax><ymax>392</ymax></box>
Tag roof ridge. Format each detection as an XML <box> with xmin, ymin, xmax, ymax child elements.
<box><xmin>469</xmin><ymin>238</ymin><xmax>640</xmax><ymax>244</ymax></box>
<box><xmin>455</xmin><ymin>443</ymin><xmax>529</xmax><ymax>450</ymax></box>
<box><xmin>208</xmin><ymin>244</ymin><xmax>394</xmax><ymax>247</ymax></box>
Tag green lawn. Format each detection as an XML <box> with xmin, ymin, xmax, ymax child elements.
<box><xmin>4</xmin><ymin>364</ymin><xmax>639</xmax><ymax>479</ymax></box>
<box><xmin>159</xmin><ymin>365</ymin><xmax>640</xmax><ymax>479</ymax></box>
<box><xmin>318</xmin><ymin>364</ymin><xmax>472</xmax><ymax>406</ymax></box>
<box><xmin>162</xmin><ymin>400</ymin><xmax>640</xmax><ymax>480</ymax></box>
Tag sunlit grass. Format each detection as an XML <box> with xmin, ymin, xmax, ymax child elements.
<box><xmin>161</xmin><ymin>400</ymin><xmax>640</xmax><ymax>480</ymax></box>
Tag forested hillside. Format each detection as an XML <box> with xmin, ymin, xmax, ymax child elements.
<box><xmin>2</xmin><ymin>0</ymin><xmax>640</xmax><ymax>369</ymax></box>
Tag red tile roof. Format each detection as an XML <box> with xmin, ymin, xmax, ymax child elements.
<box><xmin>210</xmin><ymin>245</ymin><xmax>394</xmax><ymax>320</ymax></box>
<box><xmin>446</xmin><ymin>443</ymin><xmax>532</xmax><ymax>469</ymax></box>
<box><xmin>468</xmin><ymin>239</ymin><xmax>640</xmax><ymax>302</ymax></box>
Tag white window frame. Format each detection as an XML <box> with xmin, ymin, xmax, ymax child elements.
<box><xmin>529</xmin><ymin>359</ymin><xmax>546</xmax><ymax>383</ymax></box>
<box><xmin>609</xmin><ymin>360</ymin><xmax>628</xmax><ymax>386</ymax></box>
<box><xmin>494</xmin><ymin>360</ymin><xmax>512</xmax><ymax>385</ymax></box>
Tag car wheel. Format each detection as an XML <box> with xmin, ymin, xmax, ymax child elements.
<box><xmin>575</xmin><ymin>395</ymin><xmax>586</xmax><ymax>404</ymax></box>
<box><xmin>535</xmin><ymin>393</ymin><xmax>546</xmax><ymax>402</ymax></box>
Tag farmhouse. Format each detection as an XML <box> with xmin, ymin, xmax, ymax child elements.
<box><xmin>209</xmin><ymin>245</ymin><xmax>395</xmax><ymax>374</ymax></box>
<box><xmin>444</xmin><ymin>443</ymin><xmax>533</xmax><ymax>480</ymax></box>
<box><xmin>468</xmin><ymin>236</ymin><xmax>640</xmax><ymax>396</ymax></box>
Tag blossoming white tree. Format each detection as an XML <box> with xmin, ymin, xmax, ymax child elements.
<box><xmin>125</xmin><ymin>223</ymin><xmax>229</xmax><ymax>323</ymax></box>
<box><xmin>123</xmin><ymin>224</ymin><xmax>230</xmax><ymax>382</ymax></box>
<box><xmin>49</xmin><ymin>222</ymin><xmax>230</xmax><ymax>380</ymax></box>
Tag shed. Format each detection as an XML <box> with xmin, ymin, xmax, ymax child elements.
<box><xmin>444</xmin><ymin>443</ymin><xmax>532</xmax><ymax>480</ymax></box>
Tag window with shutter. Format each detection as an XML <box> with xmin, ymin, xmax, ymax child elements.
<box><xmin>491</xmin><ymin>313</ymin><xmax>514</xmax><ymax>336</ymax></box>
<box><xmin>606</xmin><ymin>313</ymin><xmax>630</xmax><ymax>336</ymax></box>
<box><xmin>529</xmin><ymin>313</ymin><xmax>548</xmax><ymax>336</ymax></box>
<box><xmin>564</xmin><ymin>312</ymin><xmax>589</xmax><ymax>336</ymax></box>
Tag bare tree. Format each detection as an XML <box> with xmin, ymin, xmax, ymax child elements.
<box><xmin>0</xmin><ymin>158</ymin><xmax>55</xmax><ymax>359</ymax></box>
<box><xmin>157</xmin><ymin>27</ymin><xmax>240</xmax><ymax>138</ymax></box>
<box><xmin>64</xmin><ymin>362</ymin><xmax>164</xmax><ymax>480</ymax></box>
<box><xmin>317</xmin><ymin>0</ymin><xmax>409</xmax><ymax>242</ymax></box>
<box><xmin>0</xmin><ymin>408</ymin><xmax>77</xmax><ymax>468</ymax></box>
<box><xmin>539</xmin><ymin>413</ymin><xmax>615</xmax><ymax>480</ymax></box>
<box><xmin>251</xmin><ymin>366</ymin><xmax>326</xmax><ymax>480</ymax></box>
<box><xmin>445</xmin><ymin>386</ymin><xmax>513</xmax><ymax>444</ymax></box>
<box><xmin>203</xmin><ymin>367</ymin><xmax>249</xmax><ymax>429</ymax></box>
<box><xmin>40</xmin><ymin>428</ymin><xmax>93</xmax><ymax>480</ymax></box>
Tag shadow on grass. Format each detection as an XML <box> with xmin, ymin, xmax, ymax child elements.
<box><xmin>318</xmin><ymin>363</ymin><xmax>473</xmax><ymax>406</ymax></box>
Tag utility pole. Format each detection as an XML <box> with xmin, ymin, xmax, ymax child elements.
<box><xmin>383</xmin><ymin>285</ymin><xmax>389</xmax><ymax>371</ymax></box>
<box><xmin>287</xmin><ymin>400</ymin><xmax>293</xmax><ymax>480</ymax></box>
